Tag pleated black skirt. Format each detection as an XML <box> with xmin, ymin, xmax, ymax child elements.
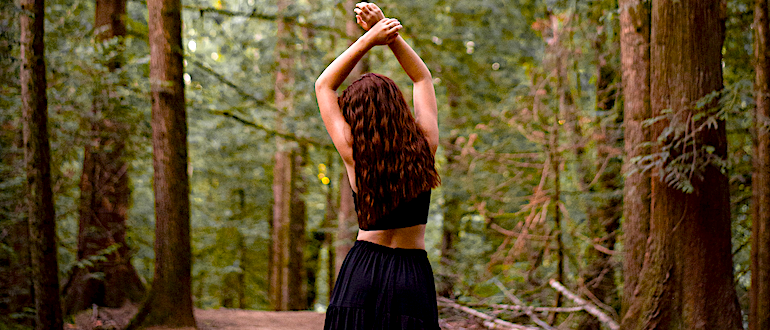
<box><xmin>324</xmin><ymin>240</ymin><xmax>440</xmax><ymax>330</ymax></box>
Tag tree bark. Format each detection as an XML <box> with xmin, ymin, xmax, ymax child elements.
<box><xmin>269</xmin><ymin>0</ymin><xmax>294</xmax><ymax>311</ymax></box>
<box><xmin>336</xmin><ymin>171</ymin><xmax>356</xmax><ymax>275</ymax></box>
<box><xmin>751</xmin><ymin>0</ymin><xmax>770</xmax><ymax>328</ymax></box>
<box><xmin>547</xmin><ymin>100</ymin><xmax>563</xmax><ymax>326</ymax></box>
<box><xmin>619</xmin><ymin>0</ymin><xmax>651</xmax><ymax>319</ymax></box>
<box><xmin>548</xmin><ymin>16</ymin><xmax>564</xmax><ymax>324</ymax></box>
<box><xmin>20</xmin><ymin>0</ymin><xmax>64</xmax><ymax>328</ymax></box>
<box><xmin>0</xmin><ymin>1</ymin><xmax>33</xmax><ymax>323</ymax></box>
<box><xmin>620</xmin><ymin>1</ymin><xmax>742</xmax><ymax>329</ymax></box>
<box><xmin>236</xmin><ymin>189</ymin><xmax>247</xmax><ymax>309</ymax></box>
<box><xmin>288</xmin><ymin>147</ymin><xmax>308</xmax><ymax>310</ymax></box>
<box><xmin>63</xmin><ymin>0</ymin><xmax>145</xmax><ymax>314</ymax></box>
<box><xmin>322</xmin><ymin>152</ymin><xmax>337</xmax><ymax>299</ymax></box>
<box><xmin>126</xmin><ymin>0</ymin><xmax>195</xmax><ymax>327</ymax></box>
<box><xmin>437</xmin><ymin>77</ymin><xmax>462</xmax><ymax>298</ymax></box>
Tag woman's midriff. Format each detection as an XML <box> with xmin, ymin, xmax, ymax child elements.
<box><xmin>355</xmin><ymin>224</ymin><xmax>426</xmax><ymax>250</ymax></box>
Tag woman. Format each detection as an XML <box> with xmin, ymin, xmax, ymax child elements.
<box><xmin>315</xmin><ymin>2</ymin><xmax>441</xmax><ymax>329</ymax></box>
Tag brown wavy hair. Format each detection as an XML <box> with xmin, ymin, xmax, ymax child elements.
<box><xmin>339</xmin><ymin>73</ymin><xmax>440</xmax><ymax>229</ymax></box>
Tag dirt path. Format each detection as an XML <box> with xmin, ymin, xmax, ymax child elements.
<box><xmin>73</xmin><ymin>304</ymin><xmax>473</xmax><ymax>330</ymax></box>
<box><xmin>195</xmin><ymin>309</ymin><xmax>326</xmax><ymax>330</ymax></box>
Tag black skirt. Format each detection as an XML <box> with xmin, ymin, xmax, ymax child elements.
<box><xmin>324</xmin><ymin>240</ymin><xmax>440</xmax><ymax>330</ymax></box>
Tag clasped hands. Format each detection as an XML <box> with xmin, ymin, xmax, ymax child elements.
<box><xmin>355</xmin><ymin>2</ymin><xmax>401</xmax><ymax>45</ymax></box>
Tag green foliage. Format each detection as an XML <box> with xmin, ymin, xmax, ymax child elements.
<box><xmin>632</xmin><ymin>100</ymin><xmax>725</xmax><ymax>193</ymax></box>
<box><xmin>66</xmin><ymin>244</ymin><xmax>122</xmax><ymax>272</ymax></box>
<box><xmin>0</xmin><ymin>0</ymin><xmax>758</xmax><ymax>326</ymax></box>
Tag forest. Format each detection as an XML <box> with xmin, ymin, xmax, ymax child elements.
<box><xmin>1</xmin><ymin>0</ymin><xmax>770</xmax><ymax>329</ymax></box>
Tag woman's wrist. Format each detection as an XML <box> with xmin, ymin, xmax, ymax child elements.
<box><xmin>359</xmin><ymin>29</ymin><xmax>379</xmax><ymax>48</ymax></box>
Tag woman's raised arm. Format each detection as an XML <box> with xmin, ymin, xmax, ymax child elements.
<box><xmin>315</xmin><ymin>18</ymin><xmax>402</xmax><ymax>164</ymax></box>
<box><xmin>355</xmin><ymin>3</ymin><xmax>438</xmax><ymax>154</ymax></box>
<box><xmin>388</xmin><ymin>36</ymin><xmax>438</xmax><ymax>154</ymax></box>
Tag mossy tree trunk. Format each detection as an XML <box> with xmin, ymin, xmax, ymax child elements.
<box><xmin>20</xmin><ymin>0</ymin><xmax>63</xmax><ymax>328</ymax></box>
<box><xmin>620</xmin><ymin>1</ymin><xmax>742</xmax><ymax>329</ymax></box>
<box><xmin>751</xmin><ymin>0</ymin><xmax>770</xmax><ymax>328</ymax></box>
<box><xmin>0</xmin><ymin>0</ymin><xmax>32</xmax><ymax>323</ymax></box>
<box><xmin>63</xmin><ymin>0</ymin><xmax>145</xmax><ymax>314</ymax></box>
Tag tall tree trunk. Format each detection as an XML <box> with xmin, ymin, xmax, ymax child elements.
<box><xmin>437</xmin><ymin>75</ymin><xmax>462</xmax><ymax>298</ymax></box>
<box><xmin>236</xmin><ymin>189</ymin><xmax>247</xmax><ymax>309</ymax></box>
<box><xmin>63</xmin><ymin>0</ymin><xmax>145</xmax><ymax>314</ymax></box>
<box><xmin>20</xmin><ymin>0</ymin><xmax>64</xmax><ymax>329</ymax></box>
<box><xmin>288</xmin><ymin>147</ymin><xmax>308</xmax><ymax>310</ymax></box>
<box><xmin>270</xmin><ymin>0</ymin><xmax>293</xmax><ymax>311</ymax></box>
<box><xmin>620</xmin><ymin>1</ymin><xmax>742</xmax><ymax>329</ymax></box>
<box><xmin>0</xmin><ymin>0</ymin><xmax>33</xmax><ymax>322</ymax></box>
<box><xmin>321</xmin><ymin>152</ymin><xmax>337</xmax><ymax>301</ymax></box>
<box><xmin>548</xmin><ymin>16</ymin><xmax>564</xmax><ymax>324</ymax></box>
<box><xmin>336</xmin><ymin>171</ymin><xmax>356</xmax><ymax>274</ymax></box>
<box><xmin>751</xmin><ymin>0</ymin><xmax>770</xmax><ymax>328</ymax></box>
<box><xmin>547</xmin><ymin>106</ymin><xmax>563</xmax><ymax>326</ymax></box>
<box><xmin>221</xmin><ymin>189</ymin><xmax>246</xmax><ymax>309</ymax></box>
<box><xmin>126</xmin><ymin>0</ymin><xmax>195</xmax><ymax>327</ymax></box>
<box><xmin>619</xmin><ymin>0</ymin><xmax>651</xmax><ymax>319</ymax></box>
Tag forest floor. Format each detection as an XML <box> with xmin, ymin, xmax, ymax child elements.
<box><xmin>70</xmin><ymin>303</ymin><xmax>485</xmax><ymax>330</ymax></box>
<box><xmin>196</xmin><ymin>309</ymin><xmax>325</xmax><ymax>330</ymax></box>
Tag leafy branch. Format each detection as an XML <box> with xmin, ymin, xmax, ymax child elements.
<box><xmin>210</xmin><ymin>110</ymin><xmax>333</xmax><ymax>150</ymax></box>
<box><xmin>629</xmin><ymin>89</ymin><xmax>729</xmax><ymax>193</ymax></box>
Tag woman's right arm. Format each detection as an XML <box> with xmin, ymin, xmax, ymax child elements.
<box><xmin>315</xmin><ymin>18</ymin><xmax>402</xmax><ymax>164</ymax></box>
<box><xmin>388</xmin><ymin>36</ymin><xmax>438</xmax><ymax>155</ymax></box>
<box><xmin>355</xmin><ymin>3</ymin><xmax>438</xmax><ymax>154</ymax></box>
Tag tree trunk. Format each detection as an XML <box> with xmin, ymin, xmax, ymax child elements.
<box><xmin>288</xmin><ymin>147</ymin><xmax>308</xmax><ymax>310</ymax></box>
<box><xmin>619</xmin><ymin>0</ymin><xmax>651</xmax><ymax>319</ymax></box>
<box><xmin>548</xmin><ymin>16</ymin><xmax>564</xmax><ymax>324</ymax></box>
<box><xmin>336</xmin><ymin>171</ymin><xmax>356</xmax><ymax>275</ymax></box>
<box><xmin>1</xmin><ymin>1</ymin><xmax>33</xmax><ymax>321</ymax></box>
<box><xmin>547</xmin><ymin>104</ymin><xmax>563</xmax><ymax>326</ymax></box>
<box><xmin>236</xmin><ymin>189</ymin><xmax>247</xmax><ymax>309</ymax></box>
<box><xmin>63</xmin><ymin>0</ymin><xmax>145</xmax><ymax>314</ymax></box>
<box><xmin>20</xmin><ymin>0</ymin><xmax>64</xmax><ymax>328</ymax></box>
<box><xmin>620</xmin><ymin>1</ymin><xmax>742</xmax><ymax>329</ymax></box>
<box><xmin>437</xmin><ymin>76</ymin><xmax>462</xmax><ymax>298</ymax></box>
<box><xmin>751</xmin><ymin>0</ymin><xmax>770</xmax><ymax>328</ymax></box>
<box><xmin>126</xmin><ymin>0</ymin><xmax>195</xmax><ymax>327</ymax></box>
<box><xmin>270</xmin><ymin>0</ymin><xmax>294</xmax><ymax>311</ymax></box>
<box><xmin>322</xmin><ymin>153</ymin><xmax>337</xmax><ymax>300</ymax></box>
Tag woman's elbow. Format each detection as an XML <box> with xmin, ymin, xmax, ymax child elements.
<box><xmin>415</xmin><ymin>72</ymin><xmax>433</xmax><ymax>85</ymax></box>
<box><xmin>314</xmin><ymin>78</ymin><xmax>326</xmax><ymax>93</ymax></box>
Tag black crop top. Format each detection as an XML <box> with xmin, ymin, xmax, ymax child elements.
<box><xmin>352</xmin><ymin>190</ymin><xmax>432</xmax><ymax>231</ymax></box>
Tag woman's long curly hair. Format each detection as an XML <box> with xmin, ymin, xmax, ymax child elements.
<box><xmin>339</xmin><ymin>73</ymin><xmax>440</xmax><ymax>229</ymax></box>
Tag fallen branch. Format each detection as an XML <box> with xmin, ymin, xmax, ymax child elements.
<box><xmin>548</xmin><ymin>279</ymin><xmax>619</xmax><ymax>330</ymax></box>
<box><xmin>437</xmin><ymin>297</ymin><xmax>540</xmax><ymax>330</ymax></box>
<box><xmin>493</xmin><ymin>280</ymin><xmax>554</xmax><ymax>330</ymax></box>
<box><xmin>469</xmin><ymin>303</ymin><xmax>584</xmax><ymax>314</ymax></box>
